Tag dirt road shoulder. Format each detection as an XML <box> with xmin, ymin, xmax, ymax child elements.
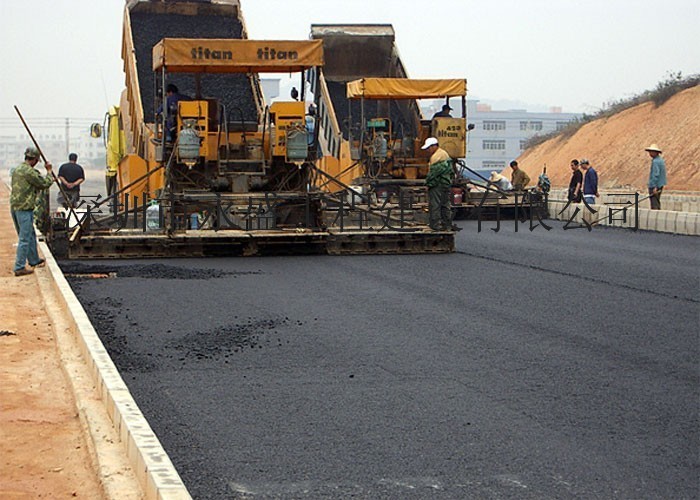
<box><xmin>0</xmin><ymin>182</ymin><xmax>142</xmax><ymax>499</ymax></box>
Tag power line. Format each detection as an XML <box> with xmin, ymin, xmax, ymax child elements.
<box><xmin>0</xmin><ymin>116</ymin><xmax>102</xmax><ymax>121</ymax></box>
<box><xmin>0</xmin><ymin>123</ymin><xmax>99</xmax><ymax>127</ymax></box>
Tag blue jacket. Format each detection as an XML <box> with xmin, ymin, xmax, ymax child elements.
<box><xmin>305</xmin><ymin>115</ymin><xmax>315</xmax><ymax>146</ymax></box>
<box><xmin>583</xmin><ymin>167</ymin><xmax>598</xmax><ymax>195</ymax></box>
<box><xmin>156</xmin><ymin>92</ymin><xmax>190</xmax><ymax>130</ymax></box>
<box><xmin>648</xmin><ymin>156</ymin><xmax>667</xmax><ymax>188</ymax></box>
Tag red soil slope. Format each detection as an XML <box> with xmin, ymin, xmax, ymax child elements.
<box><xmin>516</xmin><ymin>85</ymin><xmax>700</xmax><ymax>192</ymax></box>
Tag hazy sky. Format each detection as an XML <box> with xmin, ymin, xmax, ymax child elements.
<box><xmin>1</xmin><ymin>0</ymin><xmax>698</xmax><ymax>126</ymax></box>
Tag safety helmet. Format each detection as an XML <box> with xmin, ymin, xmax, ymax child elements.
<box><xmin>24</xmin><ymin>146</ymin><xmax>40</xmax><ymax>159</ymax></box>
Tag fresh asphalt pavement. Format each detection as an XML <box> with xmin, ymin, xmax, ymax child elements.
<box><xmin>63</xmin><ymin>221</ymin><xmax>699</xmax><ymax>499</ymax></box>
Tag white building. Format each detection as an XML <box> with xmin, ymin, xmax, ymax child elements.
<box><xmin>261</xmin><ymin>78</ymin><xmax>281</xmax><ymax>102</ymax></box>
<box><xmin>463</xmin><ymin>100</ymin><xmax>580</xmax><ymax>175</ymax></box>
<box><xmin>0</xmin><ymin>129</ymin><xmax>104</xmax><ymax>172</ymax></box>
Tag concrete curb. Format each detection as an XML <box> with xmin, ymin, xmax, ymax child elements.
<box><xmin>35</xmin><ymin>257</ymin><xmax>143</xmax><ymax>499</ymax></box>
<box><xmin>547</xmin><ymin>200</ymin><xmax>699</xmax><ymax>235</ymax></box>
<box><xmin>37</xmin><ymin>239</ymin><xmax>192</xmax><ymax>500</ymax></box>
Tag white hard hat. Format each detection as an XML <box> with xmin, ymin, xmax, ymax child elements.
<box><xmin>421</xmin><ymin>137</ymin><xmax>439</xmax><ymax>150</ymax></box>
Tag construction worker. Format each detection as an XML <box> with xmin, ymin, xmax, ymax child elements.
<box><xmin>432</xmin><ymin>104</ymin><xmax>453</xmax><ymax>119</ymax></box>
<box><xmin>157</xmin><ymin>84</ymin><xmax>190</xmax><ymax>142</ymax></box>
<box><xmin>489</xmin><ymin>171</ymin><xmax>513</xmax><ymax>191</ymax></box>
<box><xmin>57</xmin><ymin>152</ymin><xmax>85</xmax><ymax>208</ymax></box>
<box><xmin>510</xmin><ymin>160</ymin><xmax>531</xmax><ymax>191</ymax></box>
<box><xmin>105</xmin><ymin>105</ymin><xmax>123</xmax><ymax>200</ymax></box>
<box><xmin>567</xmin><ymin>159</ymin><xmax>583</xmax><ymax>202</ymax></box>
<box><xmin>645</xmin><ymin>144</ymin><xmax>667</xmax><ymax>210</ymax></box>
<box><xmin>305</xmin><ymin>104</ymin><xmax>316</xmax><ymax>148</ymax></box>
<box><xmin>580</xmin><ymin>158</ymin><xmax>599</xmax><ymax>205</ymax></box>
<box><xmin>105</xmin><ymin>162</ymin><xmax>118</xmax><ymax>199</ymax></box>
<box><xmin>10</xmin><ymin>147</ymin><xmax>54</xmax><ymax>276</ymax></box>
<box><xmin>422</xmin><ymin>137</ymin><xmax>454</xmax><ymax>231</ymax></box>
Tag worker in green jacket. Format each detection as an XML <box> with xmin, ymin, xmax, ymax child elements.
<box><xmin>10</xmin><ymin>147</ymin><xmax>54</xmax><ymax>276</ymax></box>
<box><xmin>422</xmin><ymin>137</ymin><xmax>454</xmax><ymax>231</ymax></box>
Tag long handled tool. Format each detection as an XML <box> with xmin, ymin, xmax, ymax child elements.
<box><xmin>14</xmin><ymin>105</ymin><xmax>80</xmax><ymax>225</ymax></box>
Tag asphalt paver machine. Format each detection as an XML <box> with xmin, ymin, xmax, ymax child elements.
<box><xmin>48</xmin><ymin>1</ymin><xmax>453</xmax><ymax>258</ymax></box>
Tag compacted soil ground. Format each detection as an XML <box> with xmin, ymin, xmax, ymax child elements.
<box><xmin>0</xmin><ymin>183</ymin><xmax>140</xmax><ymax>499</ymax></box>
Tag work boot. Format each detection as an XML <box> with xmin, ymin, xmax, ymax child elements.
<box><xmin>14</xmin><ymin>267</ymin><xmax>34</xmax><ymax>277</ymax></box>
<box><xmin>31</xmin><ymin>259</ymin><xmax>46</xmax><ymax>269</ymax></box>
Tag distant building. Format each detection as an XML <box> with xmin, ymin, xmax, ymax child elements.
<box><xmin>463</xmin><ymin>100</ymin><xmax>580</xmax><ymax>174</ymax></box>
<box><xmin>261</xmin><ymin>78</ymin><xmax>281</xmax><ymax>102</ymax></box>
<box><xmin>0</xmin><ymin>136</ymin><xmax>22</xmax><ymax>168</ymax></box>
<box><xmin>0</xmin><ymin>131</ymin><xmax>103</xmax><ymax>173</ymax></box>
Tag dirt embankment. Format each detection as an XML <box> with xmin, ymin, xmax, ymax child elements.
<box><xmin>516</xmin><ymin>85</ymin><xmax>700</xmax><ymax>192</ymax></box>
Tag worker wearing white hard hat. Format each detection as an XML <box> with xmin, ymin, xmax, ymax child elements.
<box><xmin>422</xmin><ymin>137</ymin><xmax>455</xmax><ymax>231</ymax></box>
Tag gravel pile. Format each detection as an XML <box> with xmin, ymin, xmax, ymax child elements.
<box><xmin>326</xmin><ymin>81</ymin><xmax>417</xmax><ymax>139</ymax></box>
<box><xmin>166</xmin><ymin>318</ymin><xmax>294</xmax><ymax>363</ymax></box>
<box><xmin>75</xmin><ymin>296</ymin><xmax>159</xmax><ymax>372</ymax></box>
<box><xmin>130</xmin><ymin>10</ymin><xmax>258</xmax><ymax>124</ymax></box>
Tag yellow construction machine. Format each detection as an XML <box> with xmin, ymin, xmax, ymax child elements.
<box><xmin>313</xmin><ymin>75</ymin><xmax>546</xmax><ymax>221</ymax></box>
<box><xmin>121</xmin><ymin>37</ymin><xmax>323</xmax><ymax>221</ymax></box>
<box><xmin>311</xmin><ymin>76</ymin><xmax>469</xmax><ymax>223</ymax></box>
<box><xmin>342</xmin><ymin>77</ymin><xmax>467</xmax><ymax>185</ymax></box>
<box><xmin>48</xmin><ymin>1</ymin><xmax>453</xmax><ymax>258</ymax></box>
<box><xmin>307</xmin><ymin>23</ymin><xmax>546</xmax><ymax>221</ymax></box>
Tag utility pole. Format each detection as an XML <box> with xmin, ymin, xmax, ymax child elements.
<box><xmin>65</xmin><ymin>117</ymin><xmax>70</xmax><ymax>156</ymax></box>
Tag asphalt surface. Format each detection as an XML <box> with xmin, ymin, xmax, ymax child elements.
<box><xmin>63</xmin><ymin>222</ymin><xmax>699</xmax><ymax>499</ymax></box>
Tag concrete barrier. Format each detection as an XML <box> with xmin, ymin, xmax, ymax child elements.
<box><xmin>637</xmin><ymin>208</ymin><xmax>649</xmax><ymax>230</ymax></box>
<box><xmin>548</xmin><ymin>201</ymin><xmax>699</xmax><ymax>236</ymax></box>
<box><xmin>662</xmin><ymin>210</ymin><xmax>677</xmax><ymax>233</ymax></box>
<box><xmin>549</xmin><ymin>188</ymin><xmax>700</xmax><ymax>214</ymax></box>
<box><xmin>675</xmin><ymin>212</ymin><xmax>689</xmax><ymax>235</ymax></box>
<box><xmin>687</xmin><ymin>213</ymin><xmax>700</xmax><ymax>236</ymax></box>
<box><xmin>646</xmin><ymin>210</ymin><xmax>660</xmax><ymax>232</ymax></box>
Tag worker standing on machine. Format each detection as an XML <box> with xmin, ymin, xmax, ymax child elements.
<box><xmin>305</xmin><ymin>104</ymin><xmax>316</xmax><ymax>157</ymax></box>
<box><xmin>422</xmin><ymin>137</ymin><xmax>454</xmax><ymax>231</ymax></box>
<box><xmin>157</xmin><ymin>84</ymin><xmax>190</xmax><ymax>143</ymax></box>
<box><xmin>432</xmin><ymin>103</ymin><xmax>453</xmax><ymax>119</ymax></box>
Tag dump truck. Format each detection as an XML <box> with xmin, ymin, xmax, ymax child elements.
<box><xmin>48</xmin><ymin>1</ymin><xmax>453</xmax><ymax>258</ymax></box>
